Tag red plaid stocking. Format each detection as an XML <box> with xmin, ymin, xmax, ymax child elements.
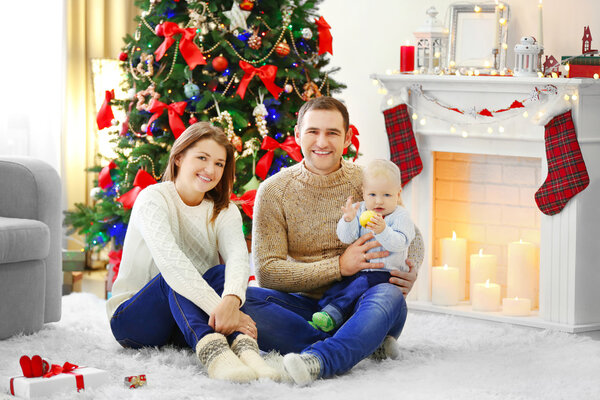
<box><xmin>383</xmin><ymin>104</ymin><xmax>423</xmax><ymax>187</ymax></box>
<box><xmin>535</xmin><ymin>110</ymin><xmax>589</xmax><ymax>215</ymax></box>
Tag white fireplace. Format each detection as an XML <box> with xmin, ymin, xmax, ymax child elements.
<box><xmin>373</xmin><ymin>74</ymin><xmax>600</xmax><ymax>332</ymax></box>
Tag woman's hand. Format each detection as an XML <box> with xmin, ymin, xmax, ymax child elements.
<box><xmin>208</xmin><ymin>295</ymin><xmax>242</xmax><ymax>336</ymax></box>
<box><xmin>236</xmin><ymin>311</ymin><xmax>258</xmax><ymax>339</ymax></box>
<box><xmin>388</xmin><ymin>259</ymin><xmax>418</xmax><ymax>297</ymax></box>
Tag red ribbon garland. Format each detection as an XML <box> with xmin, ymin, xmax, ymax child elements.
<box><xmin>117</xmin><ymin>169</ymin><xmax>157</xmax><ymax>209</ymax></box>
<box><xmin>231</xmin><ymin>190</ymin><xmax>257</xmax><ymax>219</ymax></box>
<box><xmin>315</xmin><ymin>16</ymin><xmax>333</xmax><ymax>55</ymax></box>
<box><xmin>255</xmin><ymin>136</ymin><xmax>303</xmax><ymax>180</ymax></box>
<box><xmin>478</xmin><ymin>109</ymin><xmax>493</xmax><ymax>117</ymax></box>
<box><xmin>147</xmin><ymin>99</ymin><xmax>187</xmax><ymax>139</ymax></box>
<box><xmin>109</xmin><ymin>249</ymin><xmax>123</xmax><ymax>283</ymax></box>
<box><xmin>154</xmin><ymin>22</ymin><xmax>206</xmax><ymax>69</ymax></box>
<box><xmin>96</xmin><ymin>90</ymin><xmax>115</xmax><ymax>130</ymax></box>
<box><xmin>98</xmin><ymin>161</ymin><xmax>117</xmax><ymax>189</ymax></box>
<box><xmin>236</xmin><ymin>61</ymin><xmax>283</xmax><ymax>100</ymax></box>
<box><xmin>495</xmin><ymin>100</ymin><xmax>525</xmax><ymax>113</ymax></box>
<box><xmin>342</xmin><ymin>124</ymin><xmax>361</xmax><ymax>161</ymax></box>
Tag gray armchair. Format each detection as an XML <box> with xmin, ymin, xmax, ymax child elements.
<box><xmin>0</xmin><ymin>157</ymin><xmax>62</xmax><ymax>339</ymax></box>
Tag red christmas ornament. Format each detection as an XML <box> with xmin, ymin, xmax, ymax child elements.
<box><xmin>155</xmin><ymin>23</ymin><xmax>164</xmax><ymax>37</ymax></box>
<box><xmin>248</xmin><ymin>30</ymin><xmax>262</xmax><ymax>50</ymax></box>
<box><xmin>212</xmin><ymin>56</ymin><xmax>229</xmax><ymax>72</ymax></box>
<box><xmin>118</xmin><ymin>52</ymin><xmax>128</xmax><ymax>61</ymax></box>
<box><xmin>189</xmin><ymin>115</ymin><xmax>198</xmax><ymax>124</ymax></box>
<box><xmin>275</xmin><ymin>40</ymin><xmax>290</xmax><ymax>57</ymax></box>
<box><xmin>239</xmin><ymin>0</ymin><xmax>254</xmax><ymax>11</ymax></box>
<box><xmin>231</xmin><ymin>136</ymin><xmax>243</xmax><ymax>152</ymax></box>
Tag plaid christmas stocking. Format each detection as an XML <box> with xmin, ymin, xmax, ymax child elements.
<box><xmin>535</xmin><ymin>110</ymin><xmax>589</xmax><ymax>215</ymax></box>
<box><xmin>383</xmin><ymin>104</ymin><xmax>423</xmax><ymax>187</ymax></box>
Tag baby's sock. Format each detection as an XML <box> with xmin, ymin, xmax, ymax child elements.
<box><xmin>311</xmin><ymin>311</ymin><xmax>336</xmax><ymax>332</ymax></box>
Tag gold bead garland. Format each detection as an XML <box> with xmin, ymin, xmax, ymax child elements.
<box><xmin>253</xmin><ymin>103</ymin><xmax>269</xmax><ymax>137</ymax></box>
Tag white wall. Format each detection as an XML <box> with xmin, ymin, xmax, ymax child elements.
<box><xmin>318</xmin><ymin>0</ymin><xmax>600</xmax><ymax>164</ymax></box>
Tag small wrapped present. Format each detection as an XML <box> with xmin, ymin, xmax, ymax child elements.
<box><xmin>124</xmin><ymin>374</ymin><xmax>147</xmax><ymax>389</ymax></box>
<box><xmin>9</xmin><ymin>362</ymin><xmax>109</xmax><ymax>398</ymax></box>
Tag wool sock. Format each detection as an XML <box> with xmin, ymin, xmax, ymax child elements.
<box><xmin>283</xmin><ymin>352</ymin><xmax>322</xmax><ymax>386</ymax></box>
<box><xmin>311</xmin><ymin>311</ymin><xmax>336</xmax><ymax>332</ymax></box>
<box><xmin>231</xmin><ymin>334</ymin><xmax>281</xmax><ymax>381</ymax></box>
<box><xmin>370</xmin><ymin>335</ymin><xmax>400</xmax><ymax>361</ymax></box>
<box><xmin>195</xmin><ymin>333</ymin><xmax>257</xmax><ymax>383</ymax></box>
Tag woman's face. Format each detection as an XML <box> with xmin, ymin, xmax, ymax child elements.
<box><xmin>175</xmin><ymin>139</ymin><xmax>227</xmax><ymax>203</ymax></box>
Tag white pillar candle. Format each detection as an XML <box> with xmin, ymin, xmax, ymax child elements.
<box><xmin>472</xmin><ymin>280</ymin><xmax>501</xmax><ymax>312</ymax></box>
<box><xmin>538</xmin><ymin>0</ymin><xmax>544</xmax><ymax>46</ymax></box>
<box><xmin>469</xmin><ymin>249</ymin><xmax>497</xmax><ymax>301</ymax></box>
<box><xmin>441</xmin><ymin>231</ymin><xmax>467</xmax><ymax>300</ymax></box>
<box><xmin>431</xmin><ymin>265</ymin><xmax>459</xmax><ymax>306</ymax></box>
<box><xmin>502</xmin><ymin>297</ymin><xmax>531</xmax><ymax>316</ymax></box>
<box><xmin>507</xmin><ymin>240</ymin><xmax>537</xmax><ymax>304</ymax></box>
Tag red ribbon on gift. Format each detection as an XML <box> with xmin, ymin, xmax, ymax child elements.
<box><xmin>96</xmin><ymin>90</ymin><xmax>115</xmax><ymax>130</ymax></box>
<box><xmin>147</xmin><ymin>99</ymin><xmax>187</xmax><ymax>139</ymax></box>
<box><xmin>315</xmin><ymin>16</ymin><xmax>333</xmax><ymax>55</ymax></box>
<box><xmin>255</xmin><ymin>136</ymin><xmax>303</xmax><ymax>180</ymax></box>
<box><xmin>231</xmin><ymin>189</ymin><xmax>257</xmax><ymax>219</ymax></box>
<box><xmin>109</xmin><ymin>249</ymin><xmax>123</xmax><ymax>283</ymax></box>
<box><xmin>98</xmin><ymin>161</ymin><xmax>117</xmax><ymax>189</ymax></box>
<box><xmin>236</xmin><ymin>61</ymin><xmax>283</xmax><ymax>100</ymax></box>
<box><xmin>343</xmin><ymin>124</ymin><xmax>361</xmax><ymax>161</ymax></box>
<box><xmin>154</xmin><ymin>22</ymin><xmax>206</xmax><ymax>69</ymax></box>
<box><xmin>44</xmin><ymin>362</ymin><xmax>85</xmax><ymax>392</ymax></box>
<box><xmin>117</xmin><ymin>169</ymin><xmax>157</xmax><ymax>209</ymax></box>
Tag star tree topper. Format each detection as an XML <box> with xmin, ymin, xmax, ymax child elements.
<box><xmin>223</xmin><ymin>1</ymin><xmax>251</xmax><ymax>32</ymax></box>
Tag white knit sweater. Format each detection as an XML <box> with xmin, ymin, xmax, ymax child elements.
<box><xmin>106</xmin><ymin>181</ymin><xmax>249</xmax><ymax>319</ymax></box>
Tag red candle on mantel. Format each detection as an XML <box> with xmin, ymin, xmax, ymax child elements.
<box><xmin>400</xmin><ymin>45</ymin><xmax>415</xmax><ymax>72</ymax></box>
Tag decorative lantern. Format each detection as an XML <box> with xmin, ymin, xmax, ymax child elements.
<box><xmin>413</xmin><ymin>6</ymin><xmax>448</xmax><ymax>73</ymax></box>
<box><xmin>514</xmin><ymin>36</ymin><xmax>543</xmax><ymax>77</ymax></box>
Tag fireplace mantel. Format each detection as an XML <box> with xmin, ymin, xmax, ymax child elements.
<box><xmin>373</xmin><ymin>74</ymin><xmax>600</xmax><ymax>332</ymax></box>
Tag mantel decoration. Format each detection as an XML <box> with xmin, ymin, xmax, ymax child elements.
<box><xmin>514</xmin><ymin>36</ymin><xmax>543</xmax><ymax>77</ymax></box>
<box><xmin>413</xmin><ymin>6</ymin><xmax>448</xmax><ymax>74</ymax></box>
<box><xmin>561</xmin><ymin>26</ymin><xmax>600</xmax><ymax>78</ymax></box>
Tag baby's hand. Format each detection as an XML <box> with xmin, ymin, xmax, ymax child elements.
<box><xmin>366</xmin><ymin>214</ymin><xmax>386</xmax><ymax>234</ymax></box>
<box><xmin>341</xmin><ymin>196</ymin><xmax>360</xmax><ymax>222</ymax></box>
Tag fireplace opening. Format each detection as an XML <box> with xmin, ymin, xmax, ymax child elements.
<box><xmin>432</xmin><ymin>151</ymin><xmax>542</xmax><ymax>309</ymax></box>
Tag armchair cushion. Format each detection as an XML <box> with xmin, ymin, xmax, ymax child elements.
<box><xmin>0</xmin><ymin>217</ymin><xmax>50</xmax><ymax>264</ymax></box>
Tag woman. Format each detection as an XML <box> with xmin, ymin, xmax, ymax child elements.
<box><xmin>106</xmin><ymin>122</ymin><xmax>278</xmax><ymax>382</ymax></box>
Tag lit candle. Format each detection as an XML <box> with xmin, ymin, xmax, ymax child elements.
<box><xmin>507</xmin><ymin>240</ymin><xmax>538</xmax><ymax>305</ymax></box>
<box><xmin>472</xmin><ymin>279</ymin><xmax>501</xmax><ymax>312</ymax></box>
<box><xmin>431</xmin><ymin>264</ymin><xmax>459</xmax><ymax>306</ymax></box>
<box><xmin>538</xmin><ymin>0</ymin><xmax>543</xmax><ymax>46</ymax></box>
<box><xmin>502</xmin><ymin>297</ymin><xmax>531</xmax><ymax>316</ymax></box>
<box><xmin>400</xmin><ymin>41</ymin><xmax>415</xmax><ymax>73</ymax></box>
<box><xmin>441</xmin><ymin>231</ymin><xmax>467</xmax><ymax>300</ymax></box>
<box><xmin>469</xmin><ymin>249</ymin><xmax>497</xmax><ymax>300</ymax></box>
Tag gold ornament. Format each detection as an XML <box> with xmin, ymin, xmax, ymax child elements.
<box><xmin>136</xmin><ymin>84</ymin><xmax>161</xmax><ymax>111</ymax></box>
<box><xmin>302</xmin><ymin>81</ymin><xmax>321</xmax><ymax>101</ymax></box>
<box><xmin>275</xmin><ymin>40</ymin><xmax>290</xmax><ymax>57</ymax></box>
<box><xmin>135</xmin><ymin>53</ymin><xmax>155</xmax><ymax>78</ymax></box>
<box><xmin>253</xmin><ymin>103</ymin><xmax>269</xmax><ymax>137</ymax></box>
<box><xmin>248</xmin><ymin>28</ymin><xmax>262</xmax><ymax>50</ymax></box>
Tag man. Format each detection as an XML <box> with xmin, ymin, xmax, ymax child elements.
<box><xmin>245</xmin><ymin>96</ymin><xmax>423</xmax><ymax>386</ymax></box>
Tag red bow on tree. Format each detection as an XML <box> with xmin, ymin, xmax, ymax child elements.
<box><xmin>96</xmin><ymin>90</ymin><xmax>115</xmax><ymax>130</ymax></box>
<box><xmin>231</xmin><ymin>190</ymin><xmax>257</xmax><ymax>219</ymax></box>
<box><xmin>255</xmin><ymin>136</ymin><xmax>303</xmax><ymax>180</ymax></box>
<box><xmin>315</xmin><ymin>16</ymin><xmax>333</xmax><ymax>55</ymax></box>
<box><xmin>116</xmin><ymin>169</ymin><xmax>157</xmax><ymax>209</ymax></box>
<box><xmin>98</xmin><ymin>161</ymin><xmax>117</xmax><ymax>189</ymax></box>
<box><xmin>154</xmin><ymin>22</ymin><xmax>206</xmax><ymax>69</ymax></box>
<box><xmin>147</xmin><ymin>99</ymin><xmax>187</xmax><ymax>139</ymax></box>
<box><xmin>342</xmin><ymin>124</ymin><xmax>360</xmax><ymax>161</ymax></box>
<box><xmin>109</xmin><ymin>249</ymin><xmax>123</xmax><ymax>283</ymax></box>
<box><xmin>236</xmin><ymin>61</ymin><xmax>283</xmax><ymax>100</ymax></box>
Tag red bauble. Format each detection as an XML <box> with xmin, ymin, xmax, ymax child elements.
<box><xmin>275</xmin><ymin>40</ymin><xmax>290</xmax><ymax>57</ymax></box>
<box><xmin>248</xmin><ymin>32</ymin><xmax>262</xmax><ymax>50</ymax></box>
<box><xmin>212</xmin><ymin>56</ymin><xmax>229</xmax><ymax>72</ymax></box>
<box><xmin>189</xmin><ymin>116</ymin><xmax>198</xmax><ymax>124</ymax></box>
<box><xmin>155</xmin><ymin>23</ymin><xmax>164</xmax><ymax>37</ymax></box>
<box><xmin>118</xmin><ymin>52</ymin><xmax>128</xmax><ymax>61</ymax></box>
<box><xmin>231</xmin><ymin>136</ymin><xmax>243</xmax><ymax>152</ymax></box>
<box><xmin>239</xmin><ymin>0</ymin><xmax>254</xmax><ymax>11</ymax></box>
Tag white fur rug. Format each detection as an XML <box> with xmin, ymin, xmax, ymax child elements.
<box><xmin>1</xmin><ymin>293</ymin><xmax>599</xmax><ymax>400</ymax></box>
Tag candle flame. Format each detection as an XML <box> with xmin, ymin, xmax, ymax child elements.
<box><xmin>519</xmin><ymin>238</ymin><xmax>523</xmax><ymax>243</ymax></box>
<box><xmin>485</xmin><ymin>279</ymin><xmax>490</xmax><ymax>287</ymax></box>
<box><xmin>452</xmin><ymin>231</ymin><xmax>457</xmax><ymax>240</ymax></box>
<box><xmin>515</xmin><ymin>297</ymin><xmax>519</xmax><ymax>300</ymax></box>
<box><xmin>443</xmin><ymin>264</ymin><xmax>448</xmax><ymax>270</ymax></box>
<box><xmin>479</xmin><ymin>248</ymin><xmax>483</xmax><ymax>256</ymax></box>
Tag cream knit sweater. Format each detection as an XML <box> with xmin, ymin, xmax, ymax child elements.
<box><xmin>106</xmin><ymin>181</ymin><xmax>249</xmax><ymax>319</ymax></box>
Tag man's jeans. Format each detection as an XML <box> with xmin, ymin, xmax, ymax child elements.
<box><xmin>110</xmin><ymin>265</ymin><xmax>234</xmax><ymax>350</ymax></box>
<box><xmin>244</xmin><ymin>282</ymin><xmax>407</xmax><ymax>378</ymax></box>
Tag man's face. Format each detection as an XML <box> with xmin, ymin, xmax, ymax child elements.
<box><xmin>294</xmin><ymin>109</ymin><xmax>352</xmax><ymax>176</ymax></box>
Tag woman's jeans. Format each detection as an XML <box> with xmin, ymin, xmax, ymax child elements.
<box><xmin>244</xmin><ymin>282</ymin><xmax>407</xmax><ymax>378</ymax></box>
<box><xmin>110</xmin><ymin>265</ymin><xmax>234</xmax><ymax>350</ymax></box>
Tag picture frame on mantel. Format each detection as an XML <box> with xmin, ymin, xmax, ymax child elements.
<box><xmin>447</xmin><ymin>3</ymin><xmax>510</xmax><ymax>70</ymax></box>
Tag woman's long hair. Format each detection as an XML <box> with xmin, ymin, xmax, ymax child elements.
<box><xmin>162</xmin><ymin>122</ymin><xmax>235</xmax><ymax>222</ymax></box>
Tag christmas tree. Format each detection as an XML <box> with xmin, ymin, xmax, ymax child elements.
<box><xmin>65</xmin><ymin>0</ymin><xmax>355</xmax><ymax>256</ymax></box>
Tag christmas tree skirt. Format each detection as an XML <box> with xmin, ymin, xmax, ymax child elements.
<box><xmin>1</xmin><ymin>293</ymin><xmax>598</xmax><ymax>399</ymax></box>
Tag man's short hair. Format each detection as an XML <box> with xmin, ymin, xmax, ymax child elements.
<box><xmin>296</xmin><ymin>96</ymin><xmax>349</xmax><ymax>132</ymax></box>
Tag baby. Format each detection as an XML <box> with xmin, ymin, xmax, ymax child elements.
<box><xmin>309</xmin><ymin>159</ymin><xmax>415</xmax><ymax>332</ymax></box>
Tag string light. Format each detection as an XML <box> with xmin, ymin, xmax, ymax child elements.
<box><xmin>564</xmin><ymin>94</ymin><xmax>570</xmax><ymax>101</ymax></box>
<box><xmin>499</xmin><ymin>126</ymin><xmax>505</xmax><ymax>133</ymax></box>
<box><xmin>387</xmin><ymin>97</ymin><xmax>394</xmax><ymax>106</ymax></box>
<box><xmin>461</xmin><ymin>130</ymin><xmax>469</xmax><ymax>138</ymax></box>
<box><xmin>474</xmin><ymin>5</ymin><xmax>482</xmax><ymax>12</ymax></box>
<box><xmin>565</xmin><ymin>64</ymin><xmax>570</xmax><ymax>72</ymax></box>
<box><xmin>378</xmin><ymin>87</ymin><xmax>388</xmax><ymax>95</ymax></box>
<box><xmin>412</xmin><ymin>113</ymin><xmax>418</xmax><ymax>120</ymax></box>
<box><xmin>372</xmin><ymin>79</ymin><xmax>379</xmax><ymax>86</ymax></box>
<box><xmin>594</xmin><ymin>73</ymin><xmax>599</xmax><ymax>79</ymax></box>
<box><xmin>522</xmin><ymin>111</ymin><xmax>529</xmax><ymax>118</ymax></box>
<box><xmin>420</xmin><ymin>118</ymin><xmax>427</xmax><ymax>126</ymax></box>
<box><xmin>487</xmin><ymin>127</ymin><xmax>493</xmax><ymax>134</ymax></box>
<box><xmin>450</xmin><ymin>126</ymin><xmax>456</xmax><ymax>133</ymax></box>
<box><xmin>571</xmin><ymin>94</ymin><xmax>578</xmax><ymax>101</ymax></box>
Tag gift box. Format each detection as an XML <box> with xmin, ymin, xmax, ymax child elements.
<box><xmin>9</xmin><ymin>367</ymin><xmax>109</xmax><ymax>398</ymax></box>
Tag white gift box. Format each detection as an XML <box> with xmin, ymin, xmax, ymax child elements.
<box><xmin>9</xmin><ymin>367</ymin><xmax>109</xmax><ymax>398</ymax></box>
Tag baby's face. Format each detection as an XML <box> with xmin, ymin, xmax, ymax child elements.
<box><xmin>362</xmin><ymin>176</ymin><xmax>401</xmax><ymax>217</ymax></box>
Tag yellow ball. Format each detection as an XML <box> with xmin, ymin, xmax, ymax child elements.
<box><xmin>359</xmin><ymin>210</ymin><xmax>377</xmax><ymax>227</ymax></box>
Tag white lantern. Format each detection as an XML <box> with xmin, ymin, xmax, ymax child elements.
<box><xmin>514</xmin><ymin>36</ymin><xmax>543</xmax><ymax>77</ymax></box>
<box><xmin>413</xmin><ymin>6</ymin><xmax>448</xmax><ymax>73</ymax></box>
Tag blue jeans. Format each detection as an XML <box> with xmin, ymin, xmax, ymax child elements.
<box><xmin>319</xmin><ymin>271</ymin><xmax>392</xmax><ymax>328</ymax></box>
<box><xmin>244</xmin><ymin>282</ymin><xmax>407</xmax><ymax>378</ymax></box>
<box><xmin>110</xmin><ymin>265</ymin><xmax>237</xmax><ymax>350</ymax></box>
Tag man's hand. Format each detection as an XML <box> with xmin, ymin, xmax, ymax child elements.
<box><xmin>341</xmin><ymin>196</ymin><xmax>360</xmax><ymax>222</ymax></box>
<box><xmin>208</xmin><ymin>295</ymin><xmax>242</xmax><ymax>336</ymax></box>
<box><xmin>366</xmin><ymin>214</ymin><xmax>386</xmax><ymax>234</ymax></box>
<box><xmin>339</xmin><ymin>232</ymin><xmax>389</xmax><ymax>276</ymax></box>
<box><xmin>389</xmin><ymin>259</ymin><xmax>418</xmax><ymax>297</ymax></box>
